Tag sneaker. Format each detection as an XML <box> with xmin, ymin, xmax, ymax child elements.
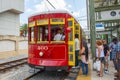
<box><xmin>72</xmin><ymin>66</ymin><xmax>77</xmax><ymax>68</ymax></box>
<box><xmin>76</xmin><ymin>66</ymin><xmax>80</xmax><ymax>68</ymax></box>
<box><xmin>72</xmin><ymin>66</ymin><xmax>80</xmax><ymax>69</ymax></box>
<box><xmin>104</xmin><ymin>70</ymin><xmax>109</xmax><ymax>74</ymax></box>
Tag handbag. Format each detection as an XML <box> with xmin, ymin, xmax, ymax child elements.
<box><xmin>93</xmin><ymin>60</ymin><xmax>101</xmax><ymax>71</ymax></box>
<box><xmin>93</xmin><ymin>61</ymin><xmax>97</xmax><ymax>70</ymax></box>
<box><xmin>96</xmin><ymin>60</ymin><xmax>101</xmax><ymax>71</ymax></box>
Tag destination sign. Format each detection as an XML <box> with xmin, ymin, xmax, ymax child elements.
<box><xmin>37</xmin><ymin>19</ymin><xmax>48</xmax><ymax>25</ymax></box>
<box><xmin>29</xmin><ymin>21</ymin><xmax>35</xmax><ymax>27</ymax></box>
<box><xmin>52</xmin><ymin>18</ymin><xmax>64</xmax><ymax>22</ymax></box>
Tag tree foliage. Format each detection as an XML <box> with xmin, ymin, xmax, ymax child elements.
<box><xmin>20</xmin><ymin>24</ymin><xmax>28</xmax><ymax>37</ymax></box>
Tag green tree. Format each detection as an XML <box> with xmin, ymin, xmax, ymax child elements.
<box><xmin>20</xmin><ymin>24</ymin><xmax>28</xmax><ymax>37</ymax></box>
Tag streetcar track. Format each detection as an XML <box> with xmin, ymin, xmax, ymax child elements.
<box><xmin>0</xmin><ymin>66</ymin><xmax>29</xmax><ymax>80</ymax></box>
<box><xmin>24</xmin><ymin>70</ymin><xmax>69</xmax><ymax>80</ymax></box>
<box><xmin>24</xmin><ymin>70</ymin><xmax>45</xmax><ymax>80</ymax></box>
<box><xmin>0</xmin><ymin>58</ymin><xmax>27</xmax><ymax>72</ymax></box>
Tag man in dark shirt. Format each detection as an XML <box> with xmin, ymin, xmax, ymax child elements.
<box><xmin>103</xmin><ymin>40</ymin><xmax>110</xmax><ymax>74</ymax></box>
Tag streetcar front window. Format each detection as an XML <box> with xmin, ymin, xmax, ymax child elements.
<box><xmin>50</xmin><ymin>24</ymin><xmax>65</xmax><ymax>43</ymax></box>
<box><xmin>37</xmin><ymin>25</ymin><xmax>48</xmax><ymax>43</ymax></box>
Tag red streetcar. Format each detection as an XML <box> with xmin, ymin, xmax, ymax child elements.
<box><xmin>28</xmin><ymin>10</ymin><xmax>84</xmax><ymax>70</ymax></box>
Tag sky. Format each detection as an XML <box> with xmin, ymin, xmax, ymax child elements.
<box><xmin>20</xmin><ymin>0</ymin><xmax>87</xmax><ymax>28</ymax></box>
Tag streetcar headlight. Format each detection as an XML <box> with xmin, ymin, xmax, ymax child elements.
<box><xmin>39</xmin><ymin>52</ymin><xmax>44</xmax><ymax>56</ymax></box>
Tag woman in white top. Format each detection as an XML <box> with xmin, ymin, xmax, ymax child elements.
<box><xmin>96</xmin><ymin>40</ymin><xmax>105</xmax><ymax>77</ymax></box>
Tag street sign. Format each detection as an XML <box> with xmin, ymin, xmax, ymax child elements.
<box><xmin>96</xmin><ymin>23</ymin><xmax>104</xmax><ymax>30</ymax></box>
<box><xmin>96</xmin><ymin>23</ymin><xmax>104</xmax><ymax>27</ymax></box>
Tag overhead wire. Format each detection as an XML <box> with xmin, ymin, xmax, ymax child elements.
<box><xmin>46</xmin><ymin>0</ymin><xmax>56</xmax><ymax>9</ymax></box>
<box><xmin>45</xmin><ymin>0</ymin><xmax>87</xmax><ymax>23</ymax></box>
<box><xmin>72</xmin><ymin>0</ymin><xmax>87</xmax><ymax>23</ymax></box>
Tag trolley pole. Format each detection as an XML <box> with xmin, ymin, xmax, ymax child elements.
<box><xmin>89</xmin><ymin>0</ymin><xmax>96</xmax><ymax>59</ymax></box>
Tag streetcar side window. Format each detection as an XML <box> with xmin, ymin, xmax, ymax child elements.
<box><xmin>68</xmin><ymin>21</ymin><xmax>72</xmax><ymax>26</ymax></box>
<box><xmin>68</xmin><ymin>20</ymin><xmax>74</xmax><ymax>41</ymax></box>
<box><xmin>68</xmin><ymin>29</ymin><xmax>73</xmax><ymax>41</ymax></box>
<box><xmin>75</xmin><ymin>25</ymin><xmax>79</xmax><ymax>30</ymax></box>
<box><xmin>37</xmin><ymin>26</ymin><xmax>48</xmax><ymax>42</ymax></box>
<box><xmin>30</xmin><ymin>27</ymin><xmax>34</xmax><ymax>42</ymax></box>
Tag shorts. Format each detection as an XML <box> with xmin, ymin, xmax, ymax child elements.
<box><xmin>99</xmin><ymin>57</ymin><xmax>105</xmax><ymax>63</ymax></box>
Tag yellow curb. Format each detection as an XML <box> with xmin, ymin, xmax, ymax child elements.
<box><xmin>76</xmin><ymin>64</ymin><xmax>91</xmax><ymax>80</ymax></box>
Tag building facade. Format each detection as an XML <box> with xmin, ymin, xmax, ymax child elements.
<box><xmin>0</xmin><ymin>0</ymin><xmax>26</xmax><ymax>59</ymax></box>
<box><xmin>0</xmin><ymin>0</ymin><xmax>24</xmax><ymax>36</ymax></box>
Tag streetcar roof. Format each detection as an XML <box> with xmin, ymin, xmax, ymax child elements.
<box><xmin>28</xmin><ymin>10</ymin><xmax>78</xmax><ymax>21</ymax></box>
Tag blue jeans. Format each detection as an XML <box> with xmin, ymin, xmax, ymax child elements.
<box><xmin>81</xmin><ymin>61</ymin><xmax>88</xmax><ymax>75</ymax></box>
<box><xmin>75</xmin><ymin>50</ymin><xmax>79</xmax><ymax>66</ymax></box>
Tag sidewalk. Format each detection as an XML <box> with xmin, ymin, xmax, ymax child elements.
<box><xmin>91</xmin><ymin>61</ymin><xmax>115</xmax><ymax>80</ymax></box>
<box><xmin>76</xmin><ymin>60</ymin><xmax>115</xmax><ymax>80</ymax></box>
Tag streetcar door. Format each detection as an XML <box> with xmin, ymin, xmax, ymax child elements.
<box><xmin>75</xmin><ymin>24</ymin><xmax>80</xmax><ymax>60</ymax></box>
<box><xmin>67</xmin><ymin>18</ymin><xmax>75</xmax><ymax>66</ymax></box>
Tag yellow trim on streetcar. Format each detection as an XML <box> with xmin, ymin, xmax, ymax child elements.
<box><xmin>75</xmin><ymin>23</ymin><xmax>81</xmax><ymax>60</ymax></box>
<box><xmin>68</xmin><ymin>18</ymin><xmax>75</xmax><ymax>66</ymax></box>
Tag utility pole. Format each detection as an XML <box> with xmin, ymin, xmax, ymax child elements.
<box><xmin>89</xmin><ymin>0</ymin><xmax>96</xmax><ymax>58</ymax></box>
<box><xmin>86</xmin><ymin>0</ymin><xmax>90</xmax><ymax>30</ymax></box>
